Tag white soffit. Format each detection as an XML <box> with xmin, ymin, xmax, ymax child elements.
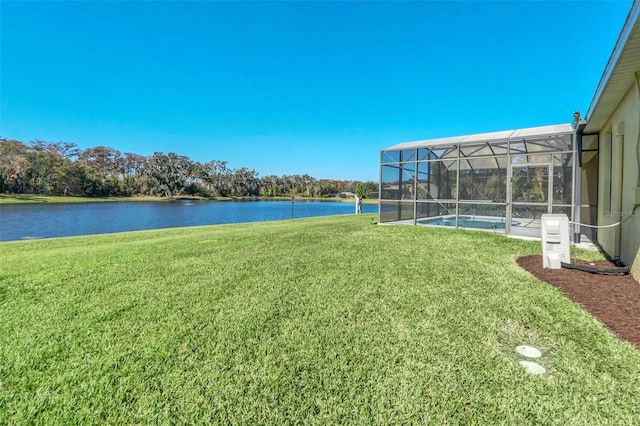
<box><xmin>585</xmin><ymin>1</ymin><xmax>640</xmax><ymax>134</ymax></box>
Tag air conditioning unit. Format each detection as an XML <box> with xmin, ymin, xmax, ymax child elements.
<box><xmin>541</xmin><ymin>214</ymin><xmax>570</xmax><ymax>269</ymax></box>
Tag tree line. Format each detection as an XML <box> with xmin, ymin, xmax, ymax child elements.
<box><xmin>0</xmin><ymin>138</ymin><xmax>378</xmax><ymax>199</ymax></box>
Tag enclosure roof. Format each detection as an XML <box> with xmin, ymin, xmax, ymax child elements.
<box><xmin>585</xmin><ymin>0</ymin><xmax>640</xmax><ymax>133</ymax></box>
<box><xmin>382</xmin><ymin>123</ymin><xmax>574</xmax><ymax>151</ymax></box>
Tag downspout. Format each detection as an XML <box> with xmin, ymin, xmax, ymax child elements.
<box><xmin>574</xmin><ymin>123</ymin><xmax>585</xmax><ymax>243</ymax></box>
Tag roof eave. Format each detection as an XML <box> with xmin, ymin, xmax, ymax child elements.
<box><xmin>584</xmin><ymin>0</ymin><xmax>640</xmax><ymax>133</ymax></box>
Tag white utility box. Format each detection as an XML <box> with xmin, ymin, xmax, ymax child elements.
<box><xmin>541</xmin><ymin>214</ymin><xmax>570</xmax><ymax>269</ymax></box>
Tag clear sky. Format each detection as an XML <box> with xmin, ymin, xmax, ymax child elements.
<box><xmin>0</xmin><ymin>1</ymin><xmax>633</xmax><ymax>181</ymax></box>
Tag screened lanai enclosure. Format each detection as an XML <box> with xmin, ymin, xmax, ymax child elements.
<box><xmin>379</xmin><ymin>124</ymin><xmax>579</xmax><ymax>238</ymax></box>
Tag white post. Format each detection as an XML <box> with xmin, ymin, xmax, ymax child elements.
<box><xmin>355</xmin><ymin>195</ymin><xmax>362</xmax><ymax>214</ymax></box>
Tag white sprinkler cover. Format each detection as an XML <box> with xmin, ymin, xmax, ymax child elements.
<box><xmin>515</xmin><ymin>345</ymin><xmax>542</xmax><ymax>358</ymax></box>
<box><xmin>519</xmin><ymin>361</ymin><xmax>546</xmax><ymax>375</ymax></box>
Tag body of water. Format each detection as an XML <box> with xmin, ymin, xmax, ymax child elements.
<box><xmin>0</xmin><ymin>200</ymin><xmax>378</xmax><ymax>242</ymax></box>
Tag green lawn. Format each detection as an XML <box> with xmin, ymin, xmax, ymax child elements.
<box><xmin>1</xmin><ymin>215</ymin><xmax>638</xmax><ymax>424</ymax></box>
<box><xmin>0</xmin><ymin>194</ymin><xmax>165</xmax><ymax>204</ymax></box>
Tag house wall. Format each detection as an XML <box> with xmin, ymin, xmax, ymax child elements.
<box><xmin>596</xmin><ymin>80</ymin><xmax>640</xmax><ymax>279</ymax></box>
<box><xmin>580</xmin><ymin>153</ymin><xmax>599</xmax><ymax>241</ymax></box>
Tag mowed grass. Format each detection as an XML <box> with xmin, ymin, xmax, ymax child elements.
<box><xmin>1</xmin><ymin>215</ymin><xmax>638</xmax><ymax>424</ymax></box>
<box><xmin>0</xmin><ymin>194</ymin><xmax>163</xmax><ymax>204</ymax></box>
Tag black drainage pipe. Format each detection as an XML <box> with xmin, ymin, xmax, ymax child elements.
<box><xmin>561</xmin><ymin>262</ymin><xmax>630</xmax><ymax>275</ymax></box>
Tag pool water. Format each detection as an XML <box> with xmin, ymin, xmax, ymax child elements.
<box><xmin>419</xmin><ymin>215</ymin><xmax>519</xmax><ymax>230</ymax></box>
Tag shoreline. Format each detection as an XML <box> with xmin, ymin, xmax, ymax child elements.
<box><xmin>0</xmin><ymin>194</ymin><xmax>378</xmax><ymax>205</ymax></box>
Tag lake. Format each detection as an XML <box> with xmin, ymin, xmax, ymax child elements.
<box><xmin>0</xmin><ymin>200</ymin><xmax>378</xmax><ymax>242</ymax></box>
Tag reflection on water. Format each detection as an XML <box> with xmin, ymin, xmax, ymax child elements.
<box><xmin>0</xmin><ymin>200</ymin><xmax>378</xmax><ymax>242</ymax></box>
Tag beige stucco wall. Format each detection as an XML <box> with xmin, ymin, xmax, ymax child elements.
<box><xmin>581</xmin><ymin>153</ymin><xmax>599</xmax><ymax>223</ymax></box>
<box><xmin>633</xmin><ymin>246</ymin><xmax>640</xmax><ymax>280</ymax></box>
<box><xmin>596</xmin><ymin>80</ymin><xmax>640</xmax><ymax>280</ymax></box>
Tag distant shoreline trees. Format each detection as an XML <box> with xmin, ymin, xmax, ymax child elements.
<box><xmin>0</xmin><ymin>138</ymin><xmax>377</xmax><ymax>199</ymax></box>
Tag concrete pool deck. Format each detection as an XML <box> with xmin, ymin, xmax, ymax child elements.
<box><xmin>380</xmin><ymin>217</ymin><xmax>599</xmax><ymax>251</ymax></box>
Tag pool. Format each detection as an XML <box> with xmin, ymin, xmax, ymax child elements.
<box><xmin>418</xmin><ymin>215</ymin><xmax>520</xmax><ymax>230</ymax></box>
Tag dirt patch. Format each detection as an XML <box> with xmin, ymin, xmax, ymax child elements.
<box><xmin>517</xmin><ymin>255</ymin><xmax>640</xmax><ymax>350</ymax></box>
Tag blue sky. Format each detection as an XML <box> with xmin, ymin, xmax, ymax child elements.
<box><xmin>0</xmin><ymin>1</ymin><xmax>633</xmax><ymax>181</ymax></box>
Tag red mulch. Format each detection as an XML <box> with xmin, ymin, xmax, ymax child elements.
<box><xmin>517</xmin><ymin>255</ymin><xmax>640</xmax><ymax>350</ymax></box>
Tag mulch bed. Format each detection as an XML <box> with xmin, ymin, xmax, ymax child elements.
<box><xmin>517</xmin><ymin>255</ymin><xmax>640</xmax><ymax>350</ymax></box>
